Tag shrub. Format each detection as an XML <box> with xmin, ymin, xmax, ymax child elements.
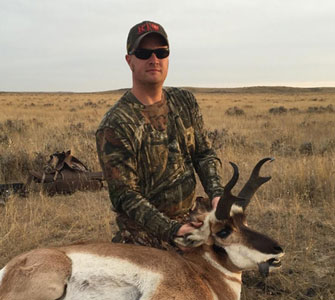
<box><xmin>225</xmin><ymin>106</ymin><xmax>245</xmax><ymax>116</ymax></box>
<box><xmin>269</xmin><ymin>106</ymin><xmax>287</xmax><ymax>114</ymax></box>
<box><xmin>307</xmin><ymin>104</ymin><xmax>334</xmax><ymax>113</ymax></box>
<box><xmin>299</xmin><ymin>142</ymin><xmax>314</xmax><ymax>155</ymax></box>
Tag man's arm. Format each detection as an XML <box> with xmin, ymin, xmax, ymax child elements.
<box><xmin>185</xmin><ymin>91</ymin><xmax>225</xmax><ymax>200</ymax></box>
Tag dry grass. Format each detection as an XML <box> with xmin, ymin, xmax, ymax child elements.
<box><xmin>1</xmin><ymin>87</ymin><xmax>335</xmax><ymax>299</ymax></box>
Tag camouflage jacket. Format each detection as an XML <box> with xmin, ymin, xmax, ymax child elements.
<box><xmin>96</xmin><ymin>87</ymin><xmax>224</xmax><ymax>242</ymax></box>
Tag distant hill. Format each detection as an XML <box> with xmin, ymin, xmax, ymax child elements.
<box><xmin>180</xmin><ymin>86</ymin><xmax>335</xmax><ymax>94</ymax></box>
<box><xmin>1</xmin><ymin>86</ymin><xmax>335</xmax><ymax>94</ymax></box>
<box><xmin>101</xmin><ymin>86</ymin><xmax>335</xmax><ymax>94</ymax></box>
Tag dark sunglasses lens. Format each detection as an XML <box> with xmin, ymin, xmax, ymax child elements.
<box><xmin>134</xmin><ymin>49</ymin><xmax>152</xmax><ymax>59</ymax></box>
<box><xmin>155</xmin><ymin>48</ymin><xmax>169</xmax><ymax>59</ymax></box>
<box><xmin>134</xmin><ymin>48</ymin><xmax>169</xmax><ymax>59</ymax></box>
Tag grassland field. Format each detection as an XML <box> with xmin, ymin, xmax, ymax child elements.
<box><xmin>0</xmin><ymin>87</ymin><xmax>334</xmax><ymax>299</ymax></box>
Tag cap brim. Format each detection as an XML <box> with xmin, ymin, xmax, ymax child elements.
<box><xmin>130</xmin><ymin>32</ymin><xmax>169</xmax><ymax>54</ymax></box>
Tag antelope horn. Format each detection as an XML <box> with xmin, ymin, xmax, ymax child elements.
<box><xmin>237</xmin><ymin>157</ymin><xmax>274</xmax><ymax>210</ymax></box>
<box><xmin>215</xmin><ymin>162</ymin><xmax>246</xmax><ymax>220</ymax></box>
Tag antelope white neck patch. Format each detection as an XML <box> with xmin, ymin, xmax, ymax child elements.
<box><xmin>202</xmin><ymin>252</ymin><xmax>241</xmax><ymax>299</ymax></box>
<box><xmin>208</xmin><ymin>285</ymin><xmax>219</xmax><ymax>300</ymax></box>
<box><xmin>202</xmin><ymin>252</ymin><xmax>241</xmax><ymax>279</ymax></box>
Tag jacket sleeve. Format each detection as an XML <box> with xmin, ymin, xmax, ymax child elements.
<box><xmin>96</xmin><ymin>124</ymin><xmax>181</xmax><ymax>241</ymax></box>
<box><xmin>186</xmin><ymin>91</ymin><xmax>225</xmax><ymax>199</ymax></box>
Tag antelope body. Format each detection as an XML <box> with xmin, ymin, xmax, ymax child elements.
<box><xmin>0</xmin><ymin>158</ymin><xmax>284</xmax><ymax>300</ymax></box>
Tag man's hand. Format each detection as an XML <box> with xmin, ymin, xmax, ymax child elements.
<box><xmin>174</xmin><ymin>197</ymin><xmax>221</xmax><ymax>251</ymax></box>
<box><xmin>176</xmin><ymin>221</ymin><xmax>203</xmax><ymax>237</ymax></box>
<box><xmin>175</xmin><ymin>221</ymin><xmax>203</xmax><ymax>251</ymax></box>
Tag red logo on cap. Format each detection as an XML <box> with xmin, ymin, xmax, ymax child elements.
<box><xmin>151</xmin><ymin>23</ymin><xmax>159</xmax><ymax>31</ymax></box>
<box><xmin>138</xmin><ymin>22</ymin><xmax>160</xmax><ymax>34</ymax></box>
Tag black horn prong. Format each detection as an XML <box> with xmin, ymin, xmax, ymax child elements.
<box><xmin>238</xmin><ymin>157</ymin><xmax>274</xmax><ymax>210</ymax></box>
<box><xmin>225</xmin><ymin>162</ymin><xmax>239</xmax><ymax>193</ymax></box>
<box><xmin>215</xmin><ymin>162</ymin><xmax>241</xmax><ymax>220</ymax></box>
<box><xmin>251</xmin><ymin>157</ymin><xmax>274</xmax><ymax>177</ymax></box>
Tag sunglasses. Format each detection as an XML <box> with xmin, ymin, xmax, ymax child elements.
<box><xmin>131</xmin><ymin>48</ymin><xmax>170</xmax><ymax>60</ymax></box>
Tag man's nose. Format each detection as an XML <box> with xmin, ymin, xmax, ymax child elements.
<box><xmin>148</xmin><ymin>52</ymin><xmax>159</xmax><ymax>62</ymax></box>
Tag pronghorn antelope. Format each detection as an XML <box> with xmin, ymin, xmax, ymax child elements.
<box><xmin>0</xmin><ymin>158</ymin><xmax>284</xmax><ymax>300</ymax></box>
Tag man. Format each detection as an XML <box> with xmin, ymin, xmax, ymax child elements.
<box><xmin>96</xmin><ymin>21</ymin><xmax>224</xmax><ymax>251</ymax></box>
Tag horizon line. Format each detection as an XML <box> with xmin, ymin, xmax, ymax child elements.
<box><xmin>1</xmin><ymin>84</ymin><xmax>335</xmax><ymax>94</ymax></box>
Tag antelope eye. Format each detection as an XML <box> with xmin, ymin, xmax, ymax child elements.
<box><xmin>216</xmin><ymin>227</ymin><xmax>232</xmax><ymax>239</ymax></box>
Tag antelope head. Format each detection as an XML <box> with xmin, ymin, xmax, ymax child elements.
<box><xmin>175</xmin><ymin>158</ymin><xmax>284</xmax><ymax>276</ymax></box>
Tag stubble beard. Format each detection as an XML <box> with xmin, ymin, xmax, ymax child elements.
<box><xmin>132</xmin><ymin>64</ymin><xmax>166</xmax><ymax>88</ymax></box>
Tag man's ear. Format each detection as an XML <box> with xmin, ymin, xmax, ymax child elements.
<box><xmin>125</xmin><ymin>54</ymin><xmax>134</xmax><ymax>72</ymax></box>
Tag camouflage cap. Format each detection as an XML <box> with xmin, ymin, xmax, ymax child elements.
<box><xmin>127</xmin><ymin>21</ymin><xmax>169</xmax><ymax>54</ymax></box>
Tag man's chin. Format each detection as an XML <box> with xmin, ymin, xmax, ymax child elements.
<box><xmin>142</xmin><ymin>77</ymin><xmax>165</xmax><ymax>86</ymax></box>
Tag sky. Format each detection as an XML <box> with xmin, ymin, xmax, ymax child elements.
<box><xmin>0</xmin><ymin>0</ymin><xmax>334</xmax><ymax>92</ymax></box>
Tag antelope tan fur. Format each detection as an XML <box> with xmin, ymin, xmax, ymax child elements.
<box><xmin>0</xmin><ymin>158</ymin><xmax>284</xmax><ymax>300</ymax></box>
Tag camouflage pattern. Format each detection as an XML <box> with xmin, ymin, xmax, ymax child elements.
<box><xmin>111</xmin><ymin>196</ymin><xmax>210</xmax><ymax>251</ymax></box>
<box><xmin>96</xmin><ymin>87</ymin><xmax>224</xmax><ymax>244</ymax></box>
<box><xmin>111</xmin><ymin>211</ymin><xmax>194</xmax><ymax>251</ymax></box>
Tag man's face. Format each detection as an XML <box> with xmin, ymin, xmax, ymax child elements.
<box><xmin>126</xmin><ymin>34</ymin><xmax>169</xmax><ymax>87</ymax></box>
